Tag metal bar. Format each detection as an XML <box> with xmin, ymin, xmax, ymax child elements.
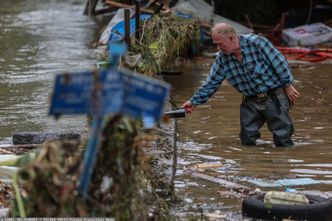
<box><xmin>84</xmin><ymin>0</ymin><xmax>99</xmax><ymax>15</ymax></box>
<box><xmin>78</xmin><ymin>117</ymin><xmax>103</xmax><ymax>199</ymax></box>
<box><xmin>135</xmin><ymin>0</ymin><xmax>141</xmax><ymax>40</ymax></box>
<box><xmin>124</xmin><ymin>9</ymin><xmax>131</xmax><ymax>49</ymax></box>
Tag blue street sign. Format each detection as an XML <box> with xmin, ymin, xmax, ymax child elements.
<box><xmin>49</xmin><ymin>68</ymin><xmax>170</xmax><ymax>123</ymax></box>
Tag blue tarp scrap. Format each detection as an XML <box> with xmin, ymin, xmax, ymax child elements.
<box><xmin>174</xmin><ymin>12</ymin><xmax>192</xmax><ymax>19</ymax></box>
<box><xmin>109</xmin><ymin>14</ymin><xmax>152</xmax><ymax>43</ymax></box>
<box><xmin>247</xmin><ymin>178</ymin><xmax>321</xmax><ymax>187</ymax></box>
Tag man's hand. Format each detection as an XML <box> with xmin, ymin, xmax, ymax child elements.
<box><xmin>285</xmin><ymin>85</ymin><xmax>300</xmax><ymax>105</ymax></box>
<box><xmin>181</xmin><ymin>100</ymin><xmax>196</xmax><ymax>113</ymax></box>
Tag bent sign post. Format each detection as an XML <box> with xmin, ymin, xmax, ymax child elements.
<box><xmin>49</xmin><ymin>68</ymin><xmax>170</xmax><ymax>198</ymax></box>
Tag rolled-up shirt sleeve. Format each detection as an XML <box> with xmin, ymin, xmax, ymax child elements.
<box><xmin>190</xmin><ymin>57</ymin><xmax>225</xmax><ymax>105</ymax></box>
<box><xmin>257</xmin><ymin>36</ymin><xmax>294</xmax><ymax>86</ymax></box>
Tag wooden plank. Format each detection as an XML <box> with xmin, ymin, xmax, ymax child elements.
<box><xmin>105</xmin><ymin>1</ymin><xmax>154</xmax><ymax>14</ymax></box>
<box><xmin>94</xmin><ymin>8</ymin><xmax>116</xmax><ymax>15</ymax></box>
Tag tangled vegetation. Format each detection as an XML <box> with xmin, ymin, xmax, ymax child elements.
<box><xmin>125</xmin><ymin>14</ymin><xmax>200</xmax><ymax>76</ymax></box>
<box><xmin>11</xmin><ymin>140</ymin><xmax>85</xmax><ymax>217</ymax></box>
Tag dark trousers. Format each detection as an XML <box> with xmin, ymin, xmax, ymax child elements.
<box><xmin>240</xmin><ymin>88</ymin><xmax>294</xmax><ymax>147</ymax></box>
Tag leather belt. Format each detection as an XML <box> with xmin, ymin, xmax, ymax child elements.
<box><xmin>246</xmin><ymin>86</ymin><xmax>283</xmax><ymax>99</ymax></box>
<box><xmin>244</xmin><ymin>86</ymin><xmax>284</xmax><ymax>114</ymax></box>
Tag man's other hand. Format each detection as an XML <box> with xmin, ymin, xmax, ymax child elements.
<box><xmin>285</xmin><ymin>85</ymin><xmax>300</xmax><ymax>105</ymax></box>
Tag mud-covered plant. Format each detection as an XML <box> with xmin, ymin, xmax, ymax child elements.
<box><xmin>88</xmin><ymin>115</ymin><xmax>173</xmax><ymax>221</ymax></box>
<box><xmin>88</xmin><ymin>115</ymin><xmax>146</xmax><ymax>220</ymax></box>
<box><xmin>12</xmin><ymin>140</ymin><xmax>85</xmax><ymax>217</ymax></box>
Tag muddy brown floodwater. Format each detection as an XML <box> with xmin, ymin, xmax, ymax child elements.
<box><xmin>1</xmin><ymin>1</ymin><xmax>331</xmax><ymax>219</ymax></box>
<box><xmin>165</xmin><ymin>59</ymin><xmax>332</xmax><ymax>219</ymax></box>
<box><xmin>0</xmin><ymin>0</ymin><xmax>106</xmax><ymax>144</ymax></box>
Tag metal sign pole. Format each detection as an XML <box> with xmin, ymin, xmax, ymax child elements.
<box><xmin>78</xmin><ymin>117</ymin><xmax>103</xmax><ymax>198</ymax></box>
<box><xmin>135</xmin><ymin>0</ymin><xmax>141</xmax><ymax>40</ymax></box>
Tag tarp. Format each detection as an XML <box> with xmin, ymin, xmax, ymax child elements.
<box><xmin>247</xmin><ymin>178</ymin><xmax>321</xmax><ymax>187</ymax></box>
<box><xmin>172</xmin><ymin>0</ymin><xmax>253</xmax><ymax>34</ymax></box>
<box><xmin>99</xmin><ymin>9</ymin><xmax>152</xmax><ymax>45</ymax></box>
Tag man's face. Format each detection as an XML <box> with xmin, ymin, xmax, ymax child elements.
<box><xmin>212</xmin><ymin>32</ymin><xmax>234</xmax><ymax>54</ymax></box>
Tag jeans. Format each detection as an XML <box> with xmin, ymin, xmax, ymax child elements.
<box><xmin>240</xmin><ymin>88</ymin><xmax>294</xmax><ymax>147</ymax></box>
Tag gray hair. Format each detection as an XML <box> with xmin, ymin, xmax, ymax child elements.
<box><xmin>212</xmin><ymin>23</ymin><xmax>237</xmax><ymax>37</ymax></box>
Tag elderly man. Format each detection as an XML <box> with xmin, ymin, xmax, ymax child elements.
<box><xmin>181</xmin><ymin>23</ymin><xmax>300</xmax><ymax>147</ymax></box>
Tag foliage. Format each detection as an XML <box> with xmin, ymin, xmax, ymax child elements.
<box><xmin>12</xmin><ymin>140</ymin><xmax>85</xmax><ymax>217</ymax></box>
<box><xmin>125</xmin><ymin>14</ymin><xmax>200</xmax><ymax>76</ymax></box>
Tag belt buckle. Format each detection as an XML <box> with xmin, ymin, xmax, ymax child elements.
<box><xmin>257</xmin><ymin>92</ymin><xmax>267</xmax><ymax>98</ymax></box>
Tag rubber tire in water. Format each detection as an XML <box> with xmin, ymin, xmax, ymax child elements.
<box><xmin>242</xmin><ymin>193</ymin><xmax>332</xmax><ymax>220</ymax></box>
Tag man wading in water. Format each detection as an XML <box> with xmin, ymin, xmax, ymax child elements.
<box><xmin>181</xmin><ymin>23</ymin><xmax>300</xmax><ymax>147</ymax></box>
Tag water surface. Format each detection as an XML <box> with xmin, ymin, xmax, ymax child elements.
<box><xmin>165</xmin><ymin>60</ymin><xmax>332</xmax><ymax>216</ymax></box>
<box><xmin>0</xmin><ymin>0</ymin><xmax>105</xmax><ymax>143</ymax></box>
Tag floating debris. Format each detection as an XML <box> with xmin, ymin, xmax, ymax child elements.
<box><xmin>264</xmin><ymin>191</ymin><xmax>309</xmax><ymax>205</ymax></box>
<box><xmin>247</xmin><ymin>177</ymin><xmax>321</xmax><ymax>187</ymax></box>
<box><xmin>187</xmin><ymin>171</ymin><xmax>249</xmax><ymax>191</ymax></box>
<box><xmin>293</xmin><ymin>190</ymin><xmax>332</xmax><ymax>199</ymax></box>
<box><xmin>12</xmin><ymin>140</ymin><xmax>85</xmax><ymax>217</ymax></box>
<box><xmin>125</xmin><ymin>15</ymin><xmax>200</xmax><ymax>76</ymax></box>
<box><xmin>190</xmin><ymin>162</ymin><xmax>224</xmax><ymax>170</ymax></box>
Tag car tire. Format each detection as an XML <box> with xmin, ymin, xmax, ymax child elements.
<box><xmin>242</xmin><ymin>193</ymin><xmax>332</xmax><ymax>220</ymax></box>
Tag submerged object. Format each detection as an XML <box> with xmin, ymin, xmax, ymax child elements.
<box><xmin>246</xmin><ymin>177</ymin><xmax>321</xmax><ymax>187</ymax></box>
<box><xmin>264</xmin><ymin>191</ymin><xmax>309</xmax><ymax>205</ymax></box>
<box><xmin>163</xmin><ymin>108</ymin><xmax>186</xmax><ymax>118</ymax></box>
<box><xmin>242</xmin><ymin>193</ymin><xmax>332</xmax><ymax>220</ymax></box>
<box><xmin>12</xmin><ymin>132</ymin><xmax>81</xmax><ymax>145</ymax></box>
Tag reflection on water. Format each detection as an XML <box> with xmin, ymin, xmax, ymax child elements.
<box><xmin>165</xmin><ymin>60</ymin><xmax>332</xmax><ymax>214</ymax></box>
<box><xmin>0</xmin><ymin>0</ymin><xmax>105</xmax><ymax>143</ymax></box>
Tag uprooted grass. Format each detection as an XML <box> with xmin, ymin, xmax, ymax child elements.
<box><xmin>11</xmin><ymin>140</ymin><xmax>85</xmax><ymax>217</ymax></box>
<box><xmin>125</xmin><ymin>14</ymin><xmax>200</xmax><ymax>76</ymax></box>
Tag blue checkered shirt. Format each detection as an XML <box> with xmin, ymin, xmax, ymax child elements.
<box><xmin>190</xmin><ymin>34</ymin><xmax>293</xmax><ymax>105</ymax></box>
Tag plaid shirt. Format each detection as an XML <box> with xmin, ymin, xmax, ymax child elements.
<box><xmin>190</xmin><ymin>34</ymin><xmax>293</xmax><ymax>105</ymax></box>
